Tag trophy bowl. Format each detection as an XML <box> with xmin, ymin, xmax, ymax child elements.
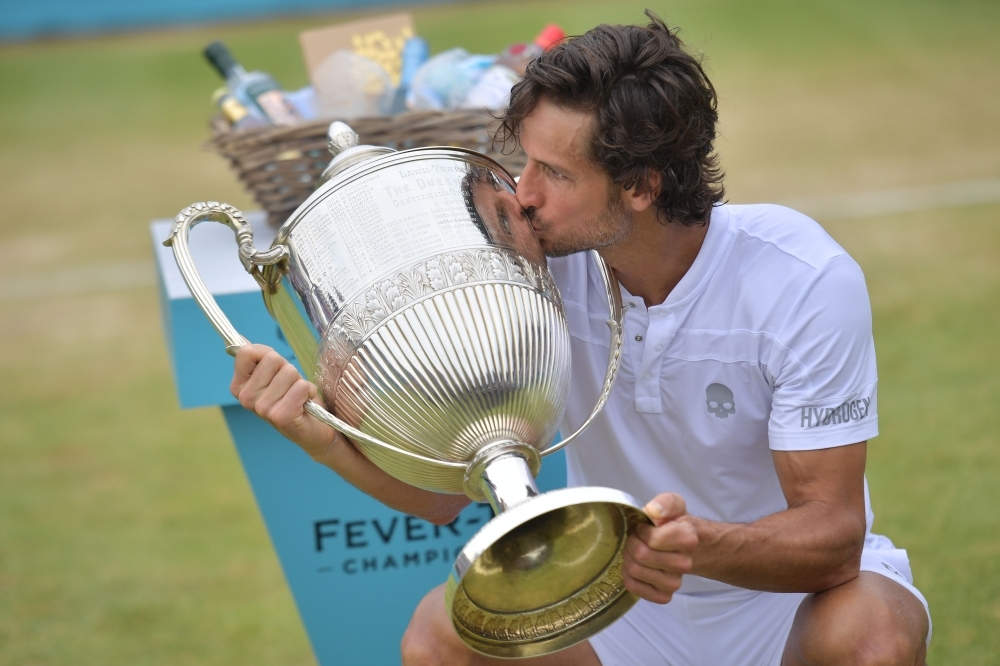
<box><xmin>165</xmin><ymin>123</ymin><xmax>650</xmax><ymax>657</ymax></box>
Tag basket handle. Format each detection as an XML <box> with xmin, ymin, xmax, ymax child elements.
<box><xmin>164</xmin><ymin>201</ymin><xmax>466</xmax><ymax>472</ymax></box>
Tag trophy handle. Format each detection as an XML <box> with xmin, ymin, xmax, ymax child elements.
<box><xmin>163</xmin><ymin>202</ymin><xmax>285</xmax><ymax>354</ymax></box>
<box><xmin>540</xmin><ymin>250</ymin><xmax>625</xmax><ymax>457</ymax></box>
<box><xmin>164</xmin><ymin>201</ymin><xmax>467</xmax><ymax>473</ymax></box>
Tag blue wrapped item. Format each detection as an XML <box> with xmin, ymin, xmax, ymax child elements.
<box><xmin>390</xmin><ymin>37</ymin><xmax>430</xmax><ymax>114</ymax></box>
<box><xmin>406</xmin><ymin>47</ymin><xmax>496</xmax><ymax>111</ymax></box>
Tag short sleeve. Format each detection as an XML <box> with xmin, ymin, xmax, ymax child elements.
<box><xmin>768</xmin><ymin>254</ymin><xmax>879</xmax><ymax>450</ymax></box>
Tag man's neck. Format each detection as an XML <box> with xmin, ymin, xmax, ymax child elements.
<box><xmin>598</xmin><ymin>211</ymin><xmax>710</xmax><ymax>307</ymax></box>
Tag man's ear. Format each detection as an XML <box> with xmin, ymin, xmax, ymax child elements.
<box><xmin>625</xmin><ymin>170</ymin><xmax>661</xmax><ymax>212</ymax></box>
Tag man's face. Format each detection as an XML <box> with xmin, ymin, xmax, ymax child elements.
<box><xmin>515</xmin><ymin>99</ymin><xmax>632</xmax><ymax>257</ymax></box>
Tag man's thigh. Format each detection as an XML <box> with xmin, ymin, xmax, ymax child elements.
<box><xmin>401</xmin><ymin>584</ymin><xmax>602</xmax><ymax>666</ymax></box>
<box><xmin>403</xmin><ymin>585</ymin><xmax>804</xmax><ymax>666</ymax></box>
<box><xmin>782</xmin><ymin>572</ymin><xmax>930</xmax><ymax>666</ymax></box>
<box><xmin>590</xmin><ymin>590</ymin><xmax>804</xmax><ymax>666</ymax></box>
<box><xmin>402</xmin><ymin>574</ymin><xmax>929</xmax><ymax>666</ymax></box>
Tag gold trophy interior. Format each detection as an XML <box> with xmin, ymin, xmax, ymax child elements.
<box><xmin>451</xmin><ymin>448</ymin><xmax>650</xmax><ymax>658</ymax></box>
<box><xmin>165</xmin><ymin>123</ymin><xmax>651</xmax><ymax>658</ymax></box>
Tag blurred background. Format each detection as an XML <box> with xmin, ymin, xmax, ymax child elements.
<box><xmin>1</xmin><ymin>0</ymin><xmax>998</xmax><ymax>663</ymax></box>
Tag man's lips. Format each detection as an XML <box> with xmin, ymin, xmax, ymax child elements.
<box><xmin>522</xmin><ymin>208</ymin><xmax>548</xmax><ymax>238</ymax></box>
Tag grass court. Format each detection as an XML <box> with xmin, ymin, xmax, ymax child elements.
<box><xmin>1</xmin><ymin>0</ymin><xmax>998</xmax><ymax>662</ymax></box>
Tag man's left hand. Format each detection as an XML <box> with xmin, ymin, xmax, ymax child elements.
<box><xmin>622</xmin><ymin>492</ymin><xmax>699</xmax><ymax>604</ymax></box>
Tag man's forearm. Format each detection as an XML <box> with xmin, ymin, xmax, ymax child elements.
<box><xmin>229</xmin><ymin>344</ymin><xmax>470</xmax><ymax>525</ymax></box>
<box><xmin>311</xmin><ymin>435</ymin><xmax>471</xmax><ymax>526</ymax></box>
<box><xmin>690</xmin><ymin>500</ymin><xmax>865</xmax><ymax>593</ymax></box>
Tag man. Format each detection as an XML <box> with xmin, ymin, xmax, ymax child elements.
<box><xmin>231</xmin><ymin>13</ymin><xmax>931</xmax><ymax>665</ymax></box>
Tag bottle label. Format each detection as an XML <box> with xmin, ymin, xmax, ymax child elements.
<box><xmin>256</xmin><ymin>90</ymin><xmax>300</xmax><ymax>126</ymax></box>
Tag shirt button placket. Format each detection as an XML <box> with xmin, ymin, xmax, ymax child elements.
<box><xmin>642</xmin><ymin>309</ymin><xmax>675</xmax><ymax>411</ymax></box>
<box><xmin>626</xmin><ymin>302</ymin><xmax>653</xmax><ymax>409</ymax></box>
<box><xmin>625</xmin><ymin>302</ymin><xmax>648</xmax><ymax>355</ymax></box>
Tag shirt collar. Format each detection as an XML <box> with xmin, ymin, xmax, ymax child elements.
<box><xmin>594</xmin><ymin>204</ymin><xmax>733</xmax><ymax>312</ymax></box>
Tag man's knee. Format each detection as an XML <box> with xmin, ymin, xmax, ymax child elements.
<box><xmin>785</xmin><ymin>573</ymin><xmax>927</xmax><ymax>666</ymax></box>
<box><xmin>400</xmin><ymin>626</ymin><xmax>438</xmax><ymax>666</ymax></box>
<box><xmin>793</xmin><ymin>619</ymin><xmax>921</xmax><ymax>666</ymax></box>
<box><xmin>401</xmin><ymin>584</ymin><xmax>478</xmax><ymax>666</ymax></box>
<box><xmin>401</xmin><ymin>585</ymin><xmax>445</xmax><ymax>666</ymax></box>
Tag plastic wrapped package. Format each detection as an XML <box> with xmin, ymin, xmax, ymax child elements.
<box><xmin>406</xmin><ymin>48</ymin><xmax>495</xmax><ymax>111</ymax></box>
<box><xmin>313</xmin><ymin>49</ymin><xmax>394</xmax><ymax>119</ymax></box>
<box><xmin>460</xmin><ymin>64</ymin><xmax>519</xmax><ymax>110</ymax></box>
<box><xmin>284</xmin><ymin>86</ymin><xmax>319</xmax><ymax>121</ymax></box>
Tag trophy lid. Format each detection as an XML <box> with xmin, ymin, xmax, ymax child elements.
<box><xmin>317</xmin><ymin>121</ymin><xmax>394</xmax><ymax>186</ymax></box>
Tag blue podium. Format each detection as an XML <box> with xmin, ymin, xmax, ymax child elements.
<box><xmin>151</xmin><ymin>212</ymin><xmax>567</xmax><ymax>665</ymax></box>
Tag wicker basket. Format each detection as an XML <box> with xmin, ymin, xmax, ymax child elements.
<box><xmin>208</xmin><ymin>110</ymin><xmax>527</xmax><ymax>227</ymax></box>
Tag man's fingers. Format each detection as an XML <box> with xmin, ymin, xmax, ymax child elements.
<box><xmin>271</xmin><ymin>378</ymin><xmax>321</xmax><ymax>429</ymax></box>
<box><xmin>253</xmin><ymin>363</ymin><xmax>302</xmax><ymax>423</ymax></box>
<box><xmin>621</xmin><ymin>533</ymin><xmax>690</xmax><ymax>605</ymax></box>
<box><xmin>623</xmin><ymin>555</ymin><xmax>683</xmax><ymax>596</ymax></box>
<box><xmin>621</xmin><ymin>568</ymin><xmax>678</xmax><ymax>605</ymax></box>
<box><xmin>625</xmin><ymin>534</ymin><xmax>694</xmax><ymax>573</ymax></box>
<box><xmin>230</xmin><ymin>344</ymin><xmax>276</xmax><ymax>398</ymax></box>
<box><xmin>290</xmin><ymin>378</ymin><xmax>321</xmax><ymax>409</ymax></box>
<box><xmin>636</xmin><ymin>517</ymin><xmax>699</xmax><ymax>554</ymax></box>
<box><xmin>644</xmin><ymin>492</ymin><xmax>686</xmax><ymax>525</ymax></box>
<box><xmin>236</xmin><ymin>350</ymin><xmax>289</xmax><ymax>408</ymax></box>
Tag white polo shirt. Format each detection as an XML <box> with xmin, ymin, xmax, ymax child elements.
<box><xmin>549</xmin><ymin>203</ymin><xmax>880</xmax><ymax>594</ymax></box>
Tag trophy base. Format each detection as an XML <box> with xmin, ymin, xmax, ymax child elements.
<box><xmin>445</xmin><ymin>486</ymin><xmax>650</xmax><ymax>659</ymax></box>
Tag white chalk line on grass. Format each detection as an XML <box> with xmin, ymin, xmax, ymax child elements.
<box><xmin>784</xmin><ymin>177</ymin><xmax>1000</xmax><ymax>221</ymax></box>
<box><xmin>2</xmin><ymin>178</ymin><xmax>998</xmax><ymax>302</ymax></box>
<box><xmin>2</xmin><ymin>259</ymin><xmax>155</xmax><ymax>302</ymax></box>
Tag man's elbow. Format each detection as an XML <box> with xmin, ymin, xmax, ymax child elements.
<box><xmin>814</xmin><ymin>520</ymin><xmax>866</xmax><ymax>591</ymax></box>
<box><xmin>816</xmin><ymin>552</ymin><xmax>862</xmax><ymax>591</ymax></box>
<box><xmin>415</xmin><ymin>496</ymin><xmax>472</xmax><ymax>526</ymax></box>
<box><xmin>424</xmin><ymin>510</ymin><xmax>462</xmax><ymax>527</ymax></box>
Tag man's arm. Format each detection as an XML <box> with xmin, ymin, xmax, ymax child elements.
<box><xmin>622</xmin><ymin>442</ymin><xmax>867</xmax><ymax>602</ymax></box>
<box><xmin>230</xmin><ymin>344</ymin><xmax>471</xmax><ymax>525</ymax></box>
<box><xmin>690</xmin><ymin>442</ymin><xmax>867</xmax><ymax>592</ymax></box>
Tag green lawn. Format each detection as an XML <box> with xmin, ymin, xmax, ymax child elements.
<box><xmin>1</xmin><ymin>0</ymin><xmax>998</xmax><ymax>663</ymax></box>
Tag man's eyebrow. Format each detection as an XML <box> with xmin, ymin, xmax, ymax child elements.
<box><xmin>535</xmin><ymin>158</ymin><xmax>574</xmax><ymax>176</ymax></box>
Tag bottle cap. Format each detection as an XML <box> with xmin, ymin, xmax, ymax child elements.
<box><xmin>204</xmin><ymin>41</ymin><xmax>239</xmax><ymax>78</ymax></box>
<box><xmin>534</xmin><ymin>24</ymin><xmax>566</xmax><ymax>51</ymax></box>
<box><xmin>506</xmin><ymin>43</ymin><xmax>529</xmax><ymax>57</ymax></box>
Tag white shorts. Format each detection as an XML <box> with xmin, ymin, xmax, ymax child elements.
<box><xmin>590</xmin><ymin>536</ymin><xmax>931</xmax><ymax>666</ymax></box>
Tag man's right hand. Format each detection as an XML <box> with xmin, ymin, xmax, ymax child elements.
<box><xmin>229</xmin><ymin>344</ymin><xmax>340</xmax><ymax>461</ymax></box>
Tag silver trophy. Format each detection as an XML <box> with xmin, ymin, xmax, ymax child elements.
<box><xmin>165</xmin><ymin>122</ymin><xmax>650</xmax><ymax>658</ymax></box>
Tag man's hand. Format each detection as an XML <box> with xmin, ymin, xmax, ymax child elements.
<box><xmin>229</xmin><ymin>344</ymin><xmax>339</xmax><ymax>461</ymax></box>
<box><xmin>622</xmin><ymin>493</ymin><xmax>699</xmax><ymax>604</ymax></box>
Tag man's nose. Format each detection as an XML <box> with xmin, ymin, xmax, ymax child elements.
<box><xmin>514</xmin><ymin>162</ymin><xmax>543</xmax><ymax>211</ymax></box>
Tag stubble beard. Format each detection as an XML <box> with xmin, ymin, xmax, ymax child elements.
<box><xmin>530</xmin><ymin>193</ymin><xmax>634</xmax><ymax>258</ymax></box>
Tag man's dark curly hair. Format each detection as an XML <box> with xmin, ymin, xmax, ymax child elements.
<box><xmin>496</xmin><ymin>10</ymin><xmax>724</xmax><ymax>225</ymax></box>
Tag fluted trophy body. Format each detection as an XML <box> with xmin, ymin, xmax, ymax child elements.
<box><xmin>165</xmin><ymin>124</ymin><xmax>650</xmax><ymax>658</ymax></box>
<box><xmin>263</xmin><ymin>147</ymin><xmax>570</xmax><ymax>493</ymax></box>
